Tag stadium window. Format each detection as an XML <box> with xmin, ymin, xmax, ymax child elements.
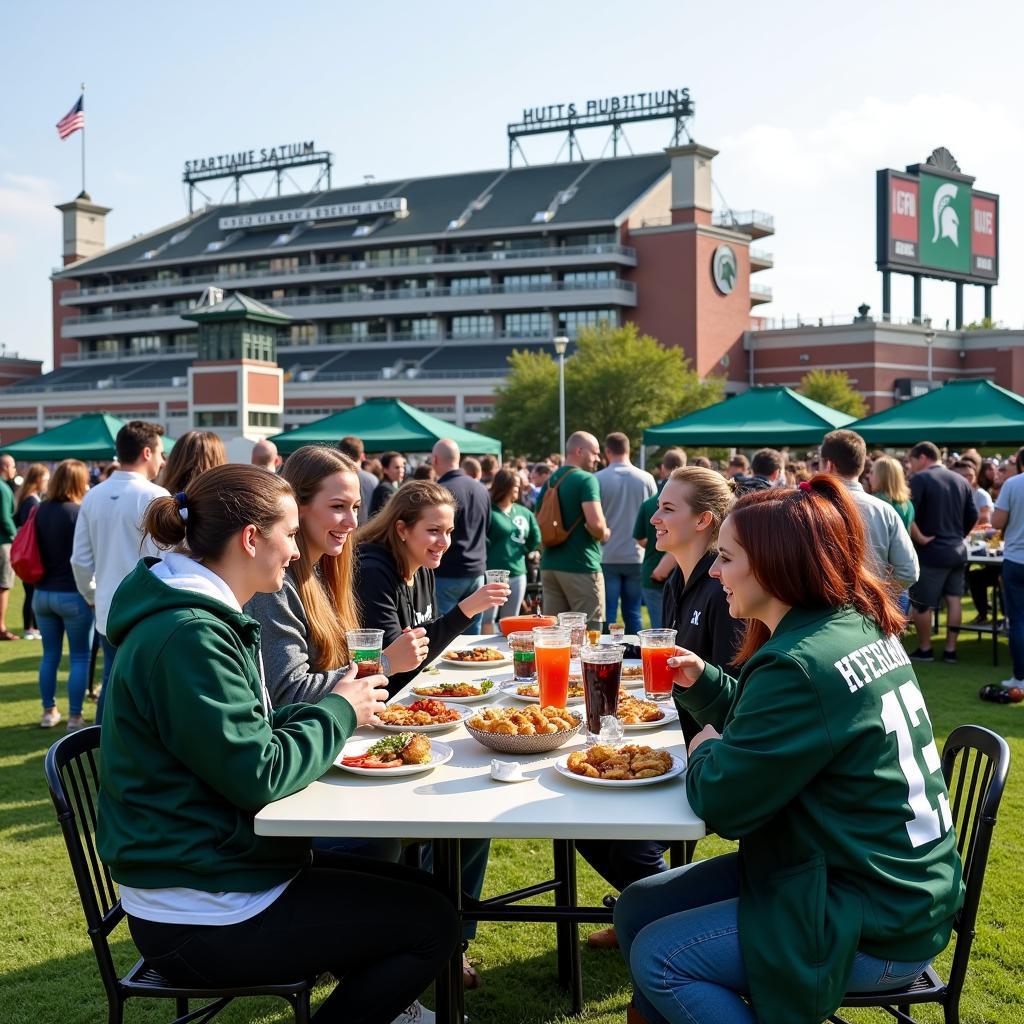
<box><xmin>248</xmin><ymin>411</ymin><xmax>281</xmax><ymax>428</ymax></box>
<box><xmin>505</xmin><ymin>312</ymin><xmax>552</xmax><ymax>337</ymax></box>
<box><xmin>449</xmin><ymin>276</ymin><xmax>490</xmax><ymax>294</ymax></box>
<box><xmin>195</xmin><ymin>411</ymin><xmax>238</xmax><ymax>427</ymax></box>
<box><xmin>561</xmin><ymin>309</ymin><xmax>618</xmax><ymax>335</ymax></box>
<box><xmin>563</xmin><ymin>270</ymin><xmax>616</xmax><ymax>286</ymax></box>
<box><xmin>503</xmin><ymin>274</ymin><xmax>552</xmax><ymax>291</ymax></box>
<box><xmin>451</xmin><ymin>315</ymin><xmax>494</xmax><ymax>338</ymax></box>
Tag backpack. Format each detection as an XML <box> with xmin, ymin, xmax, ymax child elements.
<box><xmin>11</xmin><ymin>502</ymin><xmax>44</xmax><ymax>584</ymax></box>
<box><xmin>536</xmin><ymin>468</ymin><xmax>582</xmax><ymax>548</ymax></box>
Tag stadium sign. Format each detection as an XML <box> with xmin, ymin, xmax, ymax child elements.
<box><xmin>184</xmin><ymin>141</ymin><xmax>318</xmax><ymax>177</ymax></box>
<box><xmin>219</xmin><ymin>198</ymin><xmax>408</xmax><ymax>231</ymax></box>
<box><xmin>519</xmin><ymin>89</ymin><xmax>692</xmax><ymax>125</ymax></box>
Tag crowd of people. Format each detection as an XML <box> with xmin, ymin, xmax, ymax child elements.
<box><xmin>2</xmin><ymin>417</ymin><xmax>991</xmax><ymax>1024</ymax></box>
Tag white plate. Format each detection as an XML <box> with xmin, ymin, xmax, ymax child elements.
<box><xmin>502</xmin><ymin>684</ymin><xmax>585</xmax><ymax>705</ymax></box>
<box><xmin>600</xmin><ymin>634</ymin><xmax>641</xmax><ymax>647</ymax></box>
<box><xmin>553</xmin><ymin>751</ymin><xmax>686</xmax><ymax>787</ymax></box>
<box><xmin>439</xmin><ymin>652</ymin><xmax>513</xmax><ymax>669</ymax></box>
<box><xmin>335</xmin><ymin>738</ymin><xmax>454</xmax><ymax>776</ymax></box>
<box><xmin>373</xmin><ymin>700</ymin><xmax>471</xmax><ymax>734</ymax></box>
<box><xmin>619</xmin><ymin>704</ymin><xmax>679</xmax><ymax>731</ymax></box>
<box><xmin>409</xmin><ymin>682</ymin><xmax>500</xmax><ymax>703</ymax></box>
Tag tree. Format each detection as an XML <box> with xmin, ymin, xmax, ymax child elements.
<box><xmin>481</xmin><ymin>323</ymin><xmax>723</xmax><ymax>458</ymax></box>
<box><xmin>799</xmin><ymin>369</ymin><xmax>868</xmax><ymax>419</ymax></box>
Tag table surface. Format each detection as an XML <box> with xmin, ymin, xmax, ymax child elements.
<box><xmin>255</xmin><ymin>633</ymin><xmax>705</xmax><ymax>842</ymax></box>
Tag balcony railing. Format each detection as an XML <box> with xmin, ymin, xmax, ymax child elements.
<box><xmin>61</xmin><ymin>243</ymin><xmax>637</xmax><ymax>300</ymax></box>
<box><xmin>63</xmin><ymin>347</ymin><xmax>199</xmax><ymax>363</ymax></box>
<box><xmin>713</xmin><ymin>209</ymin><xmax>774</xmax><ymax>231</ymax></box>
<box><xmin>63</xmin><ymin>278</ymin><xmax>636</xmax><ymax>325</ymax></box>
<box><xmin>748</xmin><ymin>247</ymin><xmax>774</xmax><ymax>264</ymax></box>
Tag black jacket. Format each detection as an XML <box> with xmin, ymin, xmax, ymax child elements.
<box><xmin>436</xmin><ymin>468</ymin><xmax>490</xmax><ymax>578</ymax></box>
<box><xmin>731</xmin><ymin>474</ymin><xmax>772</xmax><ymax>495</ymax></box>
<box><xmin>355</xmin><ymin>542</ymin><xmax>471</xmax><ymax>695</ymax></box>
<box><xmin>662</xmin><ymin>550</ymin><xmax>743</xmax><ymax>742</ymax></box>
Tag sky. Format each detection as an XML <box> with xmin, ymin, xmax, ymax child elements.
<box><xmin>2</xmin><ymin>0</ymin><xmax>1023</xmax><ymax>369</ymax></box>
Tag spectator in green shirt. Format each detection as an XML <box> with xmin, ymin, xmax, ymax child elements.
<box><xmin>537</xmin><ymin>431</ymin><xmax>609</xmax><ymax>629</ymax></box>
<box><xmin>0</xmin><ymin>453</ymin><xmax>19</xmax><ymax>641</ymax></box>
<box><xmin>482</xmin><ymin>469</ymin><xmax>541</xmax><ymax>633</ymax></box>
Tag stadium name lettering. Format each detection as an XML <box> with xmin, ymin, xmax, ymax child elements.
<box><xmin>184</xmin><ymin>141</ymin><xmax>317</xmax><ymax>176</ymax></box>
<box><xmin>521</xmin><ymin>89</ymin><xmax>691</xmax><ymax>124</ymax></box>
<box><xmin>218</xmin><ymin>198</ymin><xmax>409</xmax><ymax>231</ymax></box>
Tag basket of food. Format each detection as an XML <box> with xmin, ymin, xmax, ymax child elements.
<box><xmin>464</xmin><ymin>705</ymin><xmax>583</xmax><ymax>754</ymax></box>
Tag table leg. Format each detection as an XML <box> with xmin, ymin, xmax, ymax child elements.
<box><xmin>669</xmin><ymin>840</ymin><xmax>695</xmax><ymax>867</ymax></box>
<box><xmin>993</xmin><ymin>580</ymin><xmax>1000</xmax><ymax>668</ymax></box>
<box><xmin>552</xmin><ymin>839</ymin><xmax>583</xmax><ymax>1014</ymax></box>
<box><xmin>434</xmin><ymin>838</ymin><xmax>464</xmax><ymax>1024</ymax></box>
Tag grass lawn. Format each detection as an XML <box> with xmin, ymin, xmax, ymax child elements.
<box><xmin>2</xmin><ymin>584</ymin><xmax>1023</xmax><ymax>1024</ymax></box>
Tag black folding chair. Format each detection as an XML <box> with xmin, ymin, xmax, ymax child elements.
<box><xmin>832</xmin><ymin>724</ymin><xmax>1011</xmax><ymax>1024</ymax></box>
<box><xmin>44</xmin><ymin>726</ymin><xmax>314</xmax><ymax>1024</ymax></box>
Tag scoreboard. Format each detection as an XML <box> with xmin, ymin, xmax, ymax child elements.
<box><xmin>877</xmin><ymin>164</ymin><xmax>998</xmax><ymax>285</ymax></box>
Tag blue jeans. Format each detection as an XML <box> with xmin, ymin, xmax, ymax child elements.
<box><xmin>642</xmin><ymin>585</ymin><xmax>665</xmax><ymax>630</ymax></box>
<box><xmin>481</xmin><ymin>574</ymin><xmax>527</xmax><ymax>630</ymax></box>
<box><xmin>93</xmin><ymin>631</ymin><xmax>118</xmax><ymax>724</ymax></box>
<box><xmin>615</xmin><ymin>853</ymin><xmax>932</xmax><ymax>1024</ymax></box>
<box><xmin>435</xmin><ymin>574</ymin><xmax>485</xmax><ymax>635</ymax></box>
<box><xmin>33</xmin><ymin>589</ymin><xmax>94</xmax><ymax>717</ymax></box>
<box><xmin>604</xmin><ymin>563</ymin><xmax>644</xmax><ymax>633</ymax></box>
<box><xmin>1002</xmin><ymin>559</ymin><xmax>1024</xmax><ymax>679</ymax></box>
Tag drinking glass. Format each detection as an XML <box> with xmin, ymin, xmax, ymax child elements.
<box><xmin>485</xmin><ymin>569</ymin><xmax>511</xmax><ymax>586</ymax></box>
<box><xmin>508</xmin><ymin>630</ymin><xmax>537</xmax><ymax>681</ymax></box>
<box><xmin>346</xmin><ymin>629</ymin><xmax>385</xmax><ymax>678</ymax></box>
<box><xmin>638</xmin><ymin>628</ymin><xmax>678</xmax><ymax>702</ymax></box>
<box><xmin>533</xmin><ymin>627</ymin><xmax>571</xmax><ymax>707</ymax></box>
<box><xmin>580</xmin><ymin>644</ymin><xmax>623</xmax><ymax>740</ymax></box>
<box><xmin>558</xmin><ymin>612</ymin><xmax>587</xmax><ymax>659</ymax></box>
<box><xmin>608</xmin><ymin>622</ymin><xmax>626</xmax><ymax>642</ymax></box>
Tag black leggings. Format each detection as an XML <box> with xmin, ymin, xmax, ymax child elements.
<box><xmin>127</xmin><ymin>850</ymin><xmax>460</xmax><ymax>1024</ymax></box>
<box><xmin>23</xmin><ymin>583</ymin><xmax>36</xmax><ymax>631</ymax></box>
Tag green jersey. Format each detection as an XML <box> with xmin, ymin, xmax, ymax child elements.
<box><xmin>633</xmin><ymin>490</ymin><xmax>663</xmax><ymax>589</ymax></box>
<box><xmin>486</xmin><ymin>502</ymin><xmax>541</xmax><ymax>577</ymax></box>
<box><xmin>538</xmin><ymin>466</ymin><xmax>602</xmax><ymax>573</ymax></box>
<box><xmin>677</xmin><ymin>605</ymin><xmax>963</xmax><ymax>1024</ymax></box>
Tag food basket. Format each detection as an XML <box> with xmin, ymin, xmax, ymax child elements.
<box><xmin>464</xmin><ymin>709</ymin><xmax>583</xmax><ymax>754</ymax></box>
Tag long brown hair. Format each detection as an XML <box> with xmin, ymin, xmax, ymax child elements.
<box><xmin>159</xmin><ymin>431</ymin><xmax>228</xmax><ymax>495</ymax></box>
<box><xmin>355</xmin><ymin>480</ymin><xmax>456</xmax><ymax>579</ymax></box>
<box><xmin>870</xmin><ymin>455</ymin><xmax>910</xmax><ymax>505</ymax></box>
<box><xmin>727</xmin><ymin>474</ymin><xmax>905</xmax><ymax>663</ymax></box>
<box><xmin>15</xmin><ymin>463</ymin><xmax>49</xmax><ymax>509</ymax></box>
<box><xmin>47</xmin><ymin>460</ymin><xmax>89</xmax><ymax>504</ymax></box>
<box><xmin>489</xmin><ymin>468</ymin><xmax>519</xmax><ymax>507</ymax></box>
<box><xmin>281</xmin><ymin>445</ymin><xmax>361</xmax><ymax>670</ymax></box>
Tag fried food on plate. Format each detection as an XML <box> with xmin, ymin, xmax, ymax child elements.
<box><xmin>378</xmin><ymin>699</ymin><xmax>462</xmax><ymax>726</ymax></box>
<box><xmin>517</xmin><ymin>683</ymin><xmax>586</xmax><ymax>699</ymax></box>
<box><xmin>617</xmin><ymin>695</ymin><xmax>665</xmax><ymax>724</ymax></box>
<box><xmin>412</xmin><ymin>680</ymin><xmax>495</xmax><ymax>698</ymax></box>
<box><xmin>566</xmin><ymin>744</ymin><xmax>672</xmax><ymax>781</ymax></box>
<box><xmin>467</xmin><ymin>705</ymin><xmax>580</xmax><ymax>736</ymax></box>
<box><xmin>444</xmin><ymin>647</ymin><xmax>506</xmax><ymax>662</ymax></box>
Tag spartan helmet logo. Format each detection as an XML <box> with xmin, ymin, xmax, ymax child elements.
<box><xmin>932</xmin><ymin>183</ymin><xmax>960</xmax><ymax>246</ymax></box>
<box><xmin>713</xmin><ymin>244</ymin><xmax>737</xmax><ymax>294</ymax></box>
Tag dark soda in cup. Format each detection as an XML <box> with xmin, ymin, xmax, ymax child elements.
<box><xmin>580</xmin><ymin>644</ymin><xmax>623</xmax><ymax>738</ymax></box>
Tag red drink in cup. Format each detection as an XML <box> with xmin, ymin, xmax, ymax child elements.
<box><xmin>533</xmin><ymin>627</ymin><xmax>571</xmax><ymax>707</ymax></box>
<box><xmin>580</xmin><ymin>644</ymin><xmax>623</xmax><ymax>738</ymax></box>
<box><xmin>347</xmin><ymin>629</ymin><xmax>384</xmax><ymax>678</ymax></box>
<box><xmin>639</xmin><ymin>628</ymin><xmax>677</xmax><ymax>702</ymax></box>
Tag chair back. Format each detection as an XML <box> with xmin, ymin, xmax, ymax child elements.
<box><xmin>44</xmin><ymin>726</ymin><xmax>124</xmax><ymax>1002</ymax></box>
<box><xmin>942</xmin><ymin>724</ymin><xmax>1011</xmax><ymax>1005</ymax></box>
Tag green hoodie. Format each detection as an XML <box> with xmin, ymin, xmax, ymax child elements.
<box><xmin>97</xmin><ymin>559</ymin><xmax>357</xmax><ymax>892</ymax></box>
<box><xmin>676</xmin><ymin>605</ymin><xmax>963</xmax><ymax>1024</ymax></box>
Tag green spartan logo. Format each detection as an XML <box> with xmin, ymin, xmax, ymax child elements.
<box><xmin>713</xmin><ymin>244</ymin><xmax>737</xmax><ymax>294</ymax></box>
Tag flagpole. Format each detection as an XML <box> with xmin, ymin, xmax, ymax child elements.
<box><xmin>80</xmin><ymin>82</ymin><xmax>86</xmax><ymax>195</ymax></box>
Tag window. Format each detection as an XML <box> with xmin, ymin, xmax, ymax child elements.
<box><xmin>503</xmin><ymin>274</ymin><xmax>552</xmax><ymax>291</ymax></box>
<box><xmin>248</xmin><ymin>411</ymin><xmax>281</xmax><ymax>428</ymax></box>
<box><xmin>560</xmin><ymin>309</ymin><xmax>618</xmax><ymax>335</ymax></box>
<box><xmin>129</xmin><ymin>335</ymin><xmax>161</xmax><ymax>355</ymax></box>
<box><xmin>283</xmin><ymin>324</ymin><xmax>317</xmax><ymax>346</ymax></box>
<box><xmin>396</xmin><ymin>318</ymin><xmax>439</xmax><ymax>340</ymax></box>
<box><xmin>563</xmin><ymin>270</ymin><xmax>616</xmax><ymax>286</ymax></box>
<box><xmin>195</xmin><ymin>410</ymin><xmax>238</xmax><ymax>427</ymax></box>
<box><xmin>451</xmin><ymin>315</ymin><xmax>494</xmax><ymax>338</ymax></box>
<box><xmin>449</xmin><ymin>276</ymin><xmax>490</xmax><ymax>294</ymax></box>
<box><xmin>269</xmin><ymin>256</ymin><xmax>300</xmax><ymax>273</ymax></box>
<box><xmin>504</xmin><ymin>312</ymin><xmax>552</xmax><ymax>337</ymax></box>
<box><xmin>325</xmin><ymin>321</ymin><xmax>371</xmax><ymax>340</ymax></box>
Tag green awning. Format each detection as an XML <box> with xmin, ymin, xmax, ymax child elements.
<box><xmin>0</xmin><ymin>413</ymin><xmax>174</xmax><ymax>461</ymax></box>
<box><xmin>270</xmin><ymin>398</ymin><xmax>502</xmax><ymax>456</ymax></box>
<box><xmin>850</xmin><ymin>379</ymin><xmax>1024</xmax><ymax>445</ymax></box>
<box><xmin>643</xmin><ymin>386</ymin><xmax>856</xmax><ymax>448</ymax></box>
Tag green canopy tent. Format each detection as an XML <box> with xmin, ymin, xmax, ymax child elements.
<box><xmin>849</xmin><ymin>379</ymin><xmax>1024</xmax><ymax>446</ymax></box>
<box><xmin>0</xmin><ymin>413</ymin><xmax>175</xmax><ymax>462</ymax></box>
<box><xmin>269</xmin><ymin>398</ymin><xmax>502</xmax><ymax>456</ymax></box>
<box><xmin>642</xmin><ymin>386</ymin><xmax>856</xmax><ymax>449</ymax></box>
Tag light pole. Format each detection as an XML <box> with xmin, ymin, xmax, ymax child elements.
<box><xmin>924</xmin><ymin>327</ymin><xmax>936</xmax><ymax>386</ymax></box>
<box><xmin>553</xmin><ymin>335</ymin><xmax>569</xmax><ymax>453</ymax></box>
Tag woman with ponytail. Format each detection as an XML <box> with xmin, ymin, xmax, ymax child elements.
<box><xmin>246</xmin><ymin>445</ymin><xmax>429</xmax><ymax>708</ymax></box>
<box><xmin>97</xmin><ymin>464</ymin><xmax>459</xmax><ymax>1024</ymax></box>
<box><xmin>614</xmin><ymin>475</ymin><xmax>963</xmax><ymax>1024</ymax></box>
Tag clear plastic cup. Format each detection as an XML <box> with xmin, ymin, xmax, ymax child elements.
<box><xmin>346</xmin><ymin>629</ymin><xmax>384</xmax><ymax>678</ymax></box>
<box><xmin>533</xmin><ymin>626</ymin><xmax>572</xmax><ymax>707</ymax></box>
<box><xmin>508</xmin><ymin>630</ymin><xmax>536</xmax><ymax>681</ymax></box>
<box><xmin>485</xmin><ymin>569</ymin><xmax>511</xmax><ymax>586</ymax></box>
<box><xmin>608</xmin><ymin>622</ymin><xmax>626</xmax><ymax>642</ymax></box>
<box><xmin>580</xmin><ymin>644</ymin><xmax>623</xmax><ymax>740</ymax></box>
<box><xmin>639</xmin><ymin>628</ymin><xmax>678</xmax><ymax>701</ymax></box>
<box><xmin>558</xmin><ymin>612</ymin><xmax>587</xmax><ymax>659</ymax></box>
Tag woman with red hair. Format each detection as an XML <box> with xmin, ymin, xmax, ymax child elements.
<box><xmin>614</xmin><ymin>476</ymin><xmax>963</xmax><ymax>1024</ymax></box>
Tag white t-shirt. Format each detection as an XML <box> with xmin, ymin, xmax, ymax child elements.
<box><xmin>974</xmin><ymin>487</ymin><xmax>993</xmax><ymax>512</ymax></box>
<box><xmin>118</xmin><ymin>553</ymin><xmax>290</xmax><ymax>926</ymax></box>
<box><xmin>996</xmin><ymin>476</ymin><xmax>1024</xmax><ymax>565</ymax></box>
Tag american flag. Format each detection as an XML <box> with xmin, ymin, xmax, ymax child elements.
<box><xmin>56</xmin><ymin>95</ymin><xmax>85</xmax><ymax>140</ymax></box>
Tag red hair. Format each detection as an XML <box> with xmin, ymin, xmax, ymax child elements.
<box><xmin>727</xmin><ymin>474</ymin><xmax>905</xmax><ymax>663</ymax></box>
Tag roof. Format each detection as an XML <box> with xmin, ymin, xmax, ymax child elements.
<box><xmin>269</xmin><ymin>397</ymin><xmax>501</xmax><ymax>455</ymax></box>
<box><xmin>56</xmin><ymin>154</ymin><xmax>670</xmax><ymax>277</ymax></box>
<box><xmin>181</xmin><ymin>292</ymin><xmax>291</xmax><ymax>325</ymax></box>
<box><xmin>643</xmin><ymin>386</ymin><xmax>856</xmax><ymax>448</ymax></box>
<box><xmin>0</xmin><ymin>412</ymin><xmax>176</xmax><ymax>460</ymax></box>
<box><xmin>850</xmin><ymin>379</ymin><xmax>1024</xmax><ymax>445</ymax></box>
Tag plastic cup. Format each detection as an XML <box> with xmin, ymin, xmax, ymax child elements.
<box><xmin>608</xmin><ymin>622</ymin><xmax>626</xmax><ymax>641</ymax></box>
<box><xmin>558</xmin><ymin>612</ymin><xmax>587</xmax><ymax>659</ymax></box>
<box><xmin>639</xmin><ymin>628</ymin><xmax>678</xmax><ymax>702</ymax></box>
<box><xmin>508</xmin><ymin>630</ymin><xmax>537</xmax><ymax>681</ymax></box>
<box><xmin>485</xmin><ymin>569</ymin><xmax>511</xmax><ymax>586</ymax></box>
<box><xmin>346</xmin><ymin>629</ymin><xmax>384</xmax><ymax>678</ymax></box>
<box><xmin>580</xmin><ymin>644</ymin><xmax>623</xmax><ymax>739</ymax></box>
<box><xmin>533</xmin><ymin>626</ymin><xmax>571</xmax><ymax>707</ymax></box>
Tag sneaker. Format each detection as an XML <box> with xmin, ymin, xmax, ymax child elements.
<box><xmin>22</xmin><ymin>630</ymin><xmax>41</xmax><ymax>640</ymax></box>
<box><xmin>942</xmin><ymin>650</ymin><xmax>957</xmax><ymax>664</ymax></box>
<box><xmin>998</xmin><ymin>677</ymin><xmax>1024</xmax><ymax>690</ymax></box>
<box><xmin>66</xmin><ymin>715</ymin><xmax>87</xmax><ymax>732</ymax></box>
<box><xmin>969</xmin><ymin>614</ymin><xmax>990</xmax><ymax>626</ymax></box>
<box><xmin>390</xmin><ymin>1002</ymin><xmax>435</xmax><ymax>1024</ymax></box>
<box><xmin>909</xmin><ymin>648</ymin><xmax>934</xmax><ymax>662</ymax></box>
<box><xmin>40</xmin><ymin>708</ymin><xmax>61</xmax><ymax>728</ymax></box>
